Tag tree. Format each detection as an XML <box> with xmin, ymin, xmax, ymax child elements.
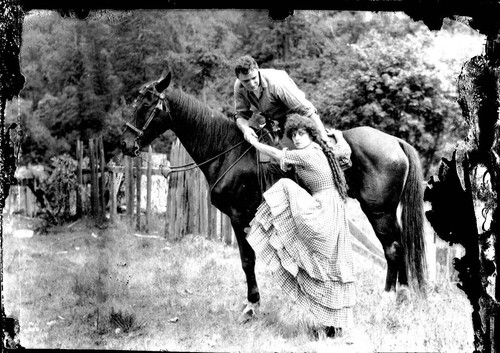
<box><xmin>311</xmin><ymin>14</ymin><xmax>467</xmax><ymax>176</ymax></box>
<box><xmin>15</xmin><ymin>10</ymin><xmax>479</xmax><ymax>175</ymax></box>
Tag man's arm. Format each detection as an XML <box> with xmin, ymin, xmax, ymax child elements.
<box><xmin>236</xmin><ymin>117</ymin><xmax>258</xmax><ymax>142</ymax></box>
<box><xmin>246</xmin><ymin>134</ymin><xmax>282</xmax><ymax>161</ymax></box>
<box><xmin>308</xmin><ymin>112</ymin><xmax>330</xmax><ymax>143</ymax></box>
<box><xmin>234</xmin><ymin>80</ymin><xmax>258</xmax><ymax>142</ymax></box>
<box><xmin>273</xmin><ymin>72</ymin><xmax>332</xmax><ymax>144</ymax></box>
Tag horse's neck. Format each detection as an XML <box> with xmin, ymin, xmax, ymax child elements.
<box><xmin>166</xmin><ymin>91</ymin><xmax>236</xmax><ymax>165</ymax></box>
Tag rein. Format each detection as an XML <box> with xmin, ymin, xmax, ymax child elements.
<box><xmin>138</xmin><ymin>131</ymin><xmax>267</xmax><ymax>193</ymax></box>
<box><xmin>161</xmin><ymin>128</ymin><xmax>268</xmax><ymax>193</ymax></box>
<box><xmin>138</xmin><ymin>137</ymin><xmax>247</xmax><ymax>175</ymax></box>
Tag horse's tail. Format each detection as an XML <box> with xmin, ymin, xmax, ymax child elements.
<box><xmin>398</xmin><ymin>139</ymin><xmax>427</xmax><ymax>294</ymax></box>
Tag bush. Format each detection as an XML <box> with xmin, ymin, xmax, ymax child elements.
<box><xmin>33</xmin><ymin>154</ymin><xmax>78</xmax><ymax>227</ymax></box>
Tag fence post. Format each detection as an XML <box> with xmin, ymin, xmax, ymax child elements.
<box><xmin>124</xmin><ymin>157</ymin><xmax>129</xmax><ymax>220</ymax></box>
<box><xmin>146</xmin><ymin>146</ymin><xmax>152</xmax><ymax>233</ymax></box>
<box><xmin>89</xmin><ymin>138</ymin><xmax>98</xmax><ymax>216</ymax></box>
<box><xmin>165</xmin><ymin>139</ymin><xmax>190</xmax><ymax>240</ymax></box>
<box><xmin>135</xmin><ymin>156</ymin><xmax>142</xmax><ymax>230</ymax></box>
<box><xmin>164</xmin><ymin>142</ymin><xmax>176</xmax><ymax>239</ymax></box>
<box><xmin>207</xmin><ymin>194</ymin><xmax>216</xmax><ymax>239</ymax></box>
<box><xmin>23</xmin><ymin>182</ymin><xmax>29</xmax><ymax>216</ymax></box>
<box><xmin>109</xmin><ymin>163</ymin><xmax>116</xmax><ymax>223</ymax></box>
<box><xmin>93</xmin><ymin>138</ymin><xmax>101</xmax><ymax>216</ymax></box>
<box><xmin>199</xmin><ymin>172</ymin><xmax>208</xmax><ymax>235</ymax></box>
<box><xmin>98</xmin><ymin>137</ymin><xmax>106</xmax><ymax>219</ymax></box>
<box><xmin>190</xmin><ymin>168</ymin><xmax>201</xmax><ymax>234</ymax></box>
<box><xmin>128</xmin><ymin>156</ymin><xmax>135</xmax><ymax>223</ymax></box>
<box><xmin>76</xmin><ymin>140</ymin><xmax>83</xmax><ymax>216</ymax></box>
<box><xmin>125</xmin><ymin>155</ymin><xmax>134</xmax><ymax>225</ymax></box>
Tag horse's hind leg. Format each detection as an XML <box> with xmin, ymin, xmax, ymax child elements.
<box><xmin>363</xmin><ymin>209</ymin><xmax>407</xmax><ymax>292</ymax></box>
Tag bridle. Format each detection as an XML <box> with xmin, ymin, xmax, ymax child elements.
<box><xmin>124</xmin><ymin>83</ymin><xmax>171</xmax><ymax>156</ymax></box>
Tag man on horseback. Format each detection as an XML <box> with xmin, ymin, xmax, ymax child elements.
<box><xmin>233</xmin><ymin>55</ymin><xmax>333</xmax><ymax>149</ymax></box>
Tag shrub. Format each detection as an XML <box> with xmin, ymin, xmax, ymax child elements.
<box><xmin>32</xmin><ymin>154</ymin><xmax>78</xmax><ymax>227</ymax></box>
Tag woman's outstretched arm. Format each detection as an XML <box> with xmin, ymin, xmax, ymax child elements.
<box><xmin>246</xmin><ymin>135</ymin><xmax>283</xmax><ymax>161</ymax></box>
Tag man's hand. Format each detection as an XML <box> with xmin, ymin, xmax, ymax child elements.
<box><xmin>309</xmin><ymin>113</ymin><xmax>335</xmax><ymax>149</ymax></box>
<box><xmin>321</xmin><ymin>133</ymin><xmax>335</xmax><ymax>149</ymax></box>
<box><xmin>236</xmin><ymin>117</ymin><xmax>259</xmax><ymax>143</ymax></box>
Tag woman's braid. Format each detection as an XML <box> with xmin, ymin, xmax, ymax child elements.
<box><xmin>316</xmin><ymin>139</ymin><xmax>348</xmax><ymax>201</ymax></box>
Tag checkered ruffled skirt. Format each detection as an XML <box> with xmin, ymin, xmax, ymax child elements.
<box><xmin>248</xmin><ymin>178</ymin><xmax>356</xmax><ymax>328</ymax></box>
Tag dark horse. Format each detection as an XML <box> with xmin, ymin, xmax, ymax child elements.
<box><xmin>121</xmin><ymin>72</ymin><xmax>427</xmax><ymax>320</ymax></box>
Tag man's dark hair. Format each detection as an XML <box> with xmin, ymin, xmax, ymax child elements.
<box><xmin>234</xmin><ymin>55</ymin><xmax>259</xmax><ymax>77</ymax></box>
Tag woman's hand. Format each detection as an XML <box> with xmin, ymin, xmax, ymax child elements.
<box><xmin>246</xmin><ymin>134</ymin><xmax>259</xmax><ymax>146</ymax></box>
<box><xmin>248</xmin><ymin>134</ymin><xmax>282</xmax><ymax>161</ymax></box>
<box><xmin>243</xmin><ymin>126</ymin><xmax>258</xmax><ymax>143</ymax></box>
<box><xmin>321</xmin><ymin>133</ymin><xmax>335</xmax><ymax>149</ymax></box>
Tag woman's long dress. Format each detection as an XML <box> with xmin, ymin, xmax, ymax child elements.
<box><xmin>247</xmin><ymin>142</ymin><xmax>355</xmax><ymax>328</ymax></box>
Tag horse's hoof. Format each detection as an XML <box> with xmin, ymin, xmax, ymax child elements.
<box><xmin>238</xmin><ymin>310</ymin><xmax>256</xmax><ymax>323</ymax></box>
<box><xmin>380</xmin><ymin>290</ymin><xmax>395</xmax><ymax>304</ymax></box>
<box><xmin>238</xmin><ymin>301</ymin><xmax>260</xmax><ymax>323</ymax></box>
<box><xmin>396</xmin><ymin>286</ymin><xmax>410</xmax><ymax>304</ymax></box>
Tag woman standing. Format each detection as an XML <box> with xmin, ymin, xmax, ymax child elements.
<box><xmin>245</xmin><ymin>113</ymin><xmax>355</xmax><ymax>338</ymax></box>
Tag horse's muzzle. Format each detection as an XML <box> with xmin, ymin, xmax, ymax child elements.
<box><xmin>121</xmin><ymin>139</ymin><xmax>141</xmax><ymax>157</ymax></box>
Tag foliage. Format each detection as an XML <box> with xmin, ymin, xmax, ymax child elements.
<box><xmin>11</xmin><ymin>10</ymin><xmax>482</xmax><ymax>176</ymax></box>
<box><xmin>35</xmin><ymin>154</ymin><xmax>78</xmax><ymax>226</ymax></box>
<box><xmin>109</xmin><ymin>307</ymin><xmax>143</xmax><ymax>333</ymax></box>
<box><xmin>305</xmin><ymin>14</ymin><xmax>467</xmax><ymax>175</ymax></box>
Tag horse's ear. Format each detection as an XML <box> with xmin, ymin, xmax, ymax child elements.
<box><xmin>155</xmin><ymin>71</ymin><xmax>172</xmax><ymax>93</ymax></box>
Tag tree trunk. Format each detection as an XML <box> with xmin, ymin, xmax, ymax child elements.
<box><xmin>425</xmin><ymin>32</ymin><xmax>500</xmax><ymax>353</ymax></box>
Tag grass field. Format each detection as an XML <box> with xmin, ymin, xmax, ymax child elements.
<box><xmin>2</xmin><ymin>210</ymin><xmax>474</xmax><ymax>352</ymax></box>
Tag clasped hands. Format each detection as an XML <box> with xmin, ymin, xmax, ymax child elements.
<box><xmin>244</xmin><ymin>129</ymin><xmax>259</xmax><ymax>146</ymax></box>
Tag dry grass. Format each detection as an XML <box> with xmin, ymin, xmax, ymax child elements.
<box><xmin>2</xmin><ymin>212</ymin><xmax>474</xmax><ymax>352</ymax></box>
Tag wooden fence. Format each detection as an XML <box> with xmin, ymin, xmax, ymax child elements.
<box><xmin>3</xmin><ymin>137</ymin><xmax>457</xmax><ymax>280</ymax></box>
<box><xmin>76</xmin><ymin>136</ymin><xmax>234</xmax><ymax>242</ymax></box>
<box><xmin>80</xmin><ymin>137</ymin><xmax>170</xmax><ymax>233</ymax></box>
<box><xmin>1</xmin><ymin>136</ymin><xmax>234</xmax><ymax>241</ymax></box>
<box><xmin>164</xmin><ymin>139</ymin><xmax>235</xmax><ymax>243</ymax></box>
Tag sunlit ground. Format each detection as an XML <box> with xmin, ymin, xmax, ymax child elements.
<box><xmin>3</xmin><ymin>208</ymin><xmax>474</xmax><ymax>352</ymax></box>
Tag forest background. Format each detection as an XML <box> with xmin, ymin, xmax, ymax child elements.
<box><xmin>5</xmin><ymin>9</ymin><xmax>485</xmax><ymax>178</ymax></box>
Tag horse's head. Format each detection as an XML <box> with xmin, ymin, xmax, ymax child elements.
<box><xmin>121</xmin><ymin>72</ymin><xmax>172</xmax><ymax>156</ymax></box>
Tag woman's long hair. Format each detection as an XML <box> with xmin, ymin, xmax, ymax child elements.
<box><xmin>316</xmin><ymin>139</ymin><xmax>348</xmax><ymax>200</ymax></box>
<box><xmin>284</xmin><ymin>114</ymin><xmax>348</xmax><ymax>200</ymax></box>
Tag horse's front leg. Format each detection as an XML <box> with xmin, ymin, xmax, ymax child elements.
<box><xmin>233</xmin><ymin>223</ymin><xmax>261</xmax><ymax>323</ymax></box>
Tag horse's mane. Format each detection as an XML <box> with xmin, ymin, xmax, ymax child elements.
<box><xmin>166</xmin><ymin>88</ymin><xmax>291</xmax><ymax>192</ymax></box>
<box><xmin>167</xmin><ymin>89</ymin><xmax>243</xmax><ymax>152</ymax></box>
